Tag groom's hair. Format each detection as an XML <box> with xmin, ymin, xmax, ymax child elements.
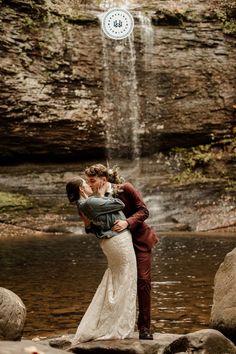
<box><xmin>66</xmin><ymin>177</ymin><xmax>84</xmax><ymax>202</ymax></box>
<box><xmin>85</xmin><ymin>164</ymin><xmax>124</xmax><ymax>184</ymax></box>
<box><xmin>84</xmin><ymin>164</ymin><xmax>109</xmax><ymax>179</ymax></box>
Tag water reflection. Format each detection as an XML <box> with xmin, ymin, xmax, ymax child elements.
<box><xmin>0</xmin><ymin>233</ymin><xmax>235</xmax><ymax>338</ymax></box>
<box><xmin>152</xmin><ymin>236</ymin><xmax>236</xmax><ymax>334</ymax></box>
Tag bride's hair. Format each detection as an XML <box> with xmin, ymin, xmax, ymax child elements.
<box><xmin>85</xmin><ymin>164</ymin><xmax>124</xmax><ymax>184</ymax></box>
<box><xmin>66</xmin><ymin>177</ymin><xmax>84</xmax><ymax>202</ymax></box>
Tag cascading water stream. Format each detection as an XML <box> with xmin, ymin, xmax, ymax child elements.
<box><xmin>98</xmin><ymin>0</ymin><xmax>154</xmax><ymax>168</ymax></box>
<box><xmin>99</xmin><ymin>0</ymin><xmax>141</xmax><ymax>161</ymax></box>
<box><xmin>137</xmin><ymin>12</ymin><xmax>154</xmax><ymax>70</ymax></box>
<box><xmin>100</xmin><ymin>0</ymin><xmax>131</xmax><ymax>10</ymax></box>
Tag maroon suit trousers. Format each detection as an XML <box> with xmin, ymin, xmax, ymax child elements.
<box><xmin>135</xmin><ymin>248</ymin><xmax>152</xmax><ymax>330</ymax></box>
<box><xmin>115</xmin><ymin>182</ymin><xmax>158</xmax><ymax>331</ymax></box>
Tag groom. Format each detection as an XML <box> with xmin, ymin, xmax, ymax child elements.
<box><xmin>84</xmin><ymin>163</ymin><xmax>159</xmax><ymax>340</ymax></box>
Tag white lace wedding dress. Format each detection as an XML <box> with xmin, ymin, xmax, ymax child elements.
<box><xmin>72</xmin><ymin>230</ymin><xmax>137</xmax><ymax>344</ymax></box>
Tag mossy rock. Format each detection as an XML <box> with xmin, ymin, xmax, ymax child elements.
<box><xmin>0</xmin><ymin>192</ymin><xmax>33</xmax><ymax>211</ymax></box>
<box><xmin>215</xmin><ymin>10</ymin><xmax>236</xmax><ymax>35</ymax></box>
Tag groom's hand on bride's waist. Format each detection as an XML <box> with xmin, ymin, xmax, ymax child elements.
<box><xmin>112</xmin><ymin>220</ymin><xmax>128</xmax><ymax>232</ymax></box>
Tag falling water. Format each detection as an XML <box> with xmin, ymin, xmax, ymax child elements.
<box><xmin>138</xmin><ymin>12</ymin><xmax>154</xmax><ymax>70</ymax></box>
<box><xmin>99</xmin><ymin>0</ymin><xmax>141</xmax><ymax>160</ymax></box>
<box><xmin>100</xmin><ymin>0</ymin><xmax>131</xmax><ymax>10</ymax></box>
<box><xmin>99</xmin><ymin>1</ymin><xmax>155</xmax><ymax>161</ymax></box>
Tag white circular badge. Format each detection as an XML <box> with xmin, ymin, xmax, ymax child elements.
<box><xmin>101</xmin><ymin>8</ymin><xmax>134</xmax><ymax>40</ymax></box>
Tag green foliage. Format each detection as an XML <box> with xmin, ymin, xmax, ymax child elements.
<box><xmin>222</xmin><ymin>19</ymin><xmax>236</xmax><ymax>34</ymax></box>
<box><xmin>170</xmin><ymin>134</ymin><xmax>236</xmax><ymax>184</ymax></box>
<box><xmin>172</xmin><ymin>144</ymin><xmax>213</xmax><ymax>170</ymax></box>
<box><xmin>208</xmin><ymin>0</ymin><xmax>236</xmax><ymax>34</ymax></box>
<box><xmin>209</xmin><ymin>0</ymin><xmax>236</xmax><ymax>15</ymax></box>
<box><xmin>23</xmin><ymin>16</ymin><xmax>35</xmax><ymax>28</ymax></box>
<box><xmin>171</xmin><ymin>169</ymin><xmax>207</xmax><ymax>184</ymax></box>
<box><xmin>217</xmin><ymin>10</ymin><xmax>236</xmax><ymax>34</ymax></box>
<box><xmin>225</xmin><ymin>180</ymin><xmax>236</xmax><ymax>191</ymax></box>
<box><xmin>218</xmin><ymin>134</ymin><xmax>236</xmax><ymax>146</ymax></box>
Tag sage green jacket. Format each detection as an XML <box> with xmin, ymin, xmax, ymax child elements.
<box><xmin>76</xmin><ymin>196</ymin><xmax>126</xmax><ymax>239</ymax></box>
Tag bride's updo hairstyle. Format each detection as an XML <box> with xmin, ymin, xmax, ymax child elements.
<box><xmin>66</xmin><ymin>177</ymin><xmax>84</xmax><ymax>203</ymax></box>
<box><xmin>85</xmin><ymin>164</ymin><xmax>124</xmax><ymax>184</ymax></box>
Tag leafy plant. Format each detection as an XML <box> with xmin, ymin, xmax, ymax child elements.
<box><xmin>23</xmin><ymin>16</ymin><xmax>35</xmax><ymax>28</ymax></box>
<box><xmin>209</xmin><ymin>0</ymin><xmax>236</xmax><ymax>34</ymax></box>
<box><xmin>171</xmin><ymin>144</ymin><xmax>213</xmax><ymax>170</ymax></box>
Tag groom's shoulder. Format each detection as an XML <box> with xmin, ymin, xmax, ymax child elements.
<box><xmin>115</xmin><ymin>181</ymin><xmax>136</xmax><ymax>193</ymax></box>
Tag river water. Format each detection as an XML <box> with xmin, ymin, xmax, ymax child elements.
<box><xmin>0</xmin><ymin>232</ymin><xmax>235</xmax><ymax>339</ymax></box>
<box><xmin>0</xmin><ymin>160</ymin><xmax>235</xmax><ymax>338</ymax></box>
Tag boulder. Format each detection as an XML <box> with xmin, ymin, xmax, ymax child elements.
<box><xmin>1</xmin><ymin>332</ymin><xmax>235</xmax><ymax>354</ymax></box>
<box><xmin>163</xmin><ymin>329</ymin><xmax>236</xmax><ymax>354</ymax></box>
<box><xmin>0</xmin><ymin>287</ymin><xmax>26</xmax><ymax>340</ymax></box>
<box><xmin>210</xmin><ymin>248</ymin><xmax>236</xmax><ymax>343</ymax></box>
<box><xmin>48</xmin><ymin>330</ymin><xmax>236</xmax><ymax>354</ymax></box>
<box><xmin>0</xmin><ymin>340</ymin><xmax>68</xmax><ymax>354</ymax></box>
<box><xmin>49</xmin><ymin>333</ymin><xmax>181</xmax><ymax>353</ymax></box>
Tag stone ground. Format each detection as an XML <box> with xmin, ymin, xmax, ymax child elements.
<box><xmin>1</xmin><ymin>329</ymin><xmax>236</xmax><ymax>354</ymax></box>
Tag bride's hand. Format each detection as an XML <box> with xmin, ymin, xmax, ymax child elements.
<box><xmin>79</xmin><ymin>211</ymin><xmax>91</xmax><ymax>226</ymax></box>
<box><xmin>96</xmin><ymin>182</ymin><xmax>107</xmax><ymax>197</ymax></box>
<box><xmin>80</xmin><ymin>189</ymin><xmax>88</xmax><ymax>199</ymax></box>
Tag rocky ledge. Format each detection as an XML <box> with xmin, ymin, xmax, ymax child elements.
<box><xmin>0</xmin><ymin>0</ymin><xmax>235</xmax><ymax>161</ymax></box>
<box><xmin>0</xmin><ymin>329</ymin><xmax>236</xmax><ymax>354</ymax></box>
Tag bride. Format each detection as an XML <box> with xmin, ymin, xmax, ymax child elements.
<box><xmin>66</xmin><ymin>177</ymin><xmax>137</xmax><ymax>344</ymax></box>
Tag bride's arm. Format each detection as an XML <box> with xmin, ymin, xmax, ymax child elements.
<box><xmin>86</xmin><ymin>197</ymin><xmax>125</xmax><ymax>219</ymax></box>
<box><xmin>78</xmin><ymin>207</ymin><xmax>103</xmax><ymax>236</ymax></box>
<box><xmin>79</xmin><ymin>211</ymin><xmax>90</xmax><ymax>227</ymax></box>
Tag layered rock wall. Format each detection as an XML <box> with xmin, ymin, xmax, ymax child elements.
<box><xmin>0</xmin><ymin>0</ymin><xmax>235</xmax><ymax>161</ymax></box>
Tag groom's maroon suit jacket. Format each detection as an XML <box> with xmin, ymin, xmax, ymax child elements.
<box><xmin>115</xmin><ymin>182</ymin><xmax>159</xmax><ymax>252</ymax></box>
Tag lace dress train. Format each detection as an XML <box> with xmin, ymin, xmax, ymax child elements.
<box><xmin>72</xmin><ymin>230</ymin><xmax>137</xmax><ymax>344</ymax></box>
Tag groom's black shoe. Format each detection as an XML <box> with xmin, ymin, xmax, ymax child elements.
<box><xmin>139</xmin><ymin>328</ymin><xmax>153</xmax><ymax>340</ymax></box>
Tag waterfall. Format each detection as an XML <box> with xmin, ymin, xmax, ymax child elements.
<box><xmin>101</xmin><ymin>36</ymin><xmax>140</xmax><ymax>160</ymax></box>
<box><xmin>138</xmin><ymin>12</ymin><xmax>154</xmax><ymax>70</ymax></box>
<box><xmin>100</xmin><ymin>0</ymin><xmax>131</xmax><ymax>10</ymax></box>
<box><xmin>99</xmin><ymin>1</ymin><xmax>140</xmax><ymax>160</ymax></box>
<box><xmin>99</xmin><ymin>1</ymin><xmax>154</xmax><ymax>162</ymax></box>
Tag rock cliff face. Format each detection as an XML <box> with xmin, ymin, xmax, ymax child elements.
<box><xmin>0</xmin><ymin>0</ymin><xmax>235</xmax><ymax>162</ymax></box>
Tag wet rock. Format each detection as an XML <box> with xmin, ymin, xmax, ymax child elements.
<box><xmin>0</xmin><ymin>222</ymin><xmax>55</xmax><ymax>239</ymax></box>
<box><xmin>49</xmin><ymin>335</ymin><xmax>74</xmax><ymax>351</ymax></box>
<box><xmin>210</xmin><ymin>248</ymin><xmax>236</xmax><ymax>344</ymax></box>
<box><xmin>1</xmin><ymin>332</ymin><xmax>235</xmax><ymax>354</ymax></box>
<box><xmin>0</xmin><ymin>0</ymin><xmax>235</xmax><ymax>161</ymax></box>
<box><xmin>0</xmin><ymin>287</ymin><xmax>26</xmax><ymax>340</ymax></box>
<box><xmin>170</xmin><ymin>222</ymin><xmax>192</xmax><ymax>231</ymax></box>
<box><xmin>0</xmin><ymin>162</ymin><xmax>235</xmax><ymax>234</ymax></box>
<box><xmin>152</xmin><ymin>9</ymin><xmax>185</xmax><ymax>26</ymax></box>
<box><xmin>47</xmin><ymin>330</ymin><xmax>236</xmax><ymax>354</ymax></box>
<box><xmin>68</xmin><ymin>339</ymin><xmax>144</xmax><ymax>354</ymax></box>
<box><xmin>52</xmin><ymin>332</ymin><xmax>181</xmax><ymax>354</ymax></box>
<box><xmin>0</xmin><ymin>191</ymin><xmax>33</xmax><ymax>212</ymax></box>
<box><xmin>0</xmin><ymin>340</ymin><xmax>68</xmax><ymax>354</ymax></box>
<box><xmin>147</xmin><ymin>181</ymin><xmax>236</xmax><ymax>232</ymax></box>
<box><xmin>163</xmin><ymin>329</ymin><xmax>236</xmax><ymax>353</ymax></box>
